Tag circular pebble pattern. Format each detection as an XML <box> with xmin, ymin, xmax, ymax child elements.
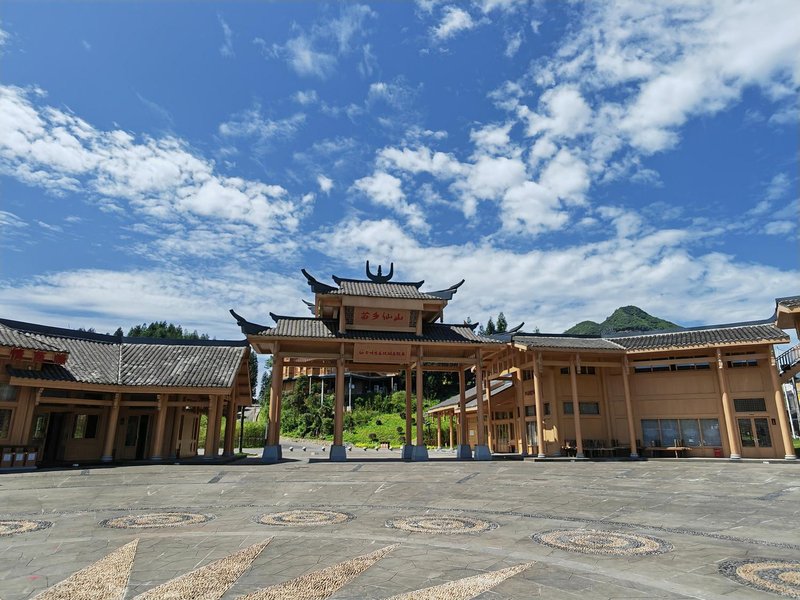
<box><xmin>532</xmin><ymin>529</ymin><xmax>673</xmax><ymax>556</ymax></box>
<box><xmin>0</xmin><ymin>519</ymin><xmax>53</xmax><ymax>537</ymax></box>
<box><xmin>100</xmin><ymin>512</ymin><xmax>213</xmax><ymax>529</ymax></box>
<box><xmin>255</xmin><ymin>509</ymin><xmax>354</xmax><ymax>527</ymax></box>
<box><xmin>719</xmin><ymin>558</ymin><xmax>800</xmax><ymax>598</ymax></box>
<box><xmin>385</xmin><ymin>515</ymin><xmax>498</xmax><ymax>535</ymax></box>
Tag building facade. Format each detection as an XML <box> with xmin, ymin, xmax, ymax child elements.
<box><xmin>0</xmin><ymin>319</ymin><xmax>252</xmax><ymax>467</ymax></box>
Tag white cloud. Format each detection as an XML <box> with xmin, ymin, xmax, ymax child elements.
<box><xmin>218</xmin><ymin>15</ymin><xmax>234</xmax><ymax>58</ymax></box>
<box><xmin>0</xmin><ymin>84</ymin><xmax>310</xmax><ymax>260</ymax></box>
<box><xmin>504</xmin><ymin>31</ymin><xmax>522</xmax><ymax>57</ymax></box>
<box><xmin>285</xmin><ymin>35</ymin><xmax>337</xmax><ymax>78</ymax></box>
<box><xmin>352</xmin><ymin>171</ymin><xmax>428</xmax><ymax>232</ymax></box>
<box><xmin>378</xmin><ymin>145</ymin><xmax>464</xmax><ymax>178</ymax></box>
<box><xmin>432</xmin><ymin>6</ymin><xmax>476</xmax><ymax>40</ymax></box>
<box><xmin>81</xmin><ymin>39</ymin><xmax>91</xmax><ymax>52</ymax></box>
<box><xmin>315</xmin><ymin>216</ymin><xmax>797</xmax><ymax>332</ymax></box>
<box><xmin>469</xmin><ymin>123</ymin><xmax>513</xmax><ymax>155</ymax></box>
<box><xmin>766</xmin><ymin>173</ymin><xmax>790</xmax><ymax>201</ymax></box>
<box><xmin>219</xmin><ymin>104</ymin><xmax>305</xmax><ymax>143</ymax></box>
<box><xmin>294</xmin><ymin>90</ymin><xmax>318</xmax><ymax>105</ymax></box>
<box><xmin>317</xmin><ymin>174</ymin><xmax>333</xmax><ymax>194</ymax></box>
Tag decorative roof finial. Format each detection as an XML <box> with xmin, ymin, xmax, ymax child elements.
<box><xmin>366</xmin><ymin>260</ymin><xmax>394</xmax><ymax>283</ymax></box>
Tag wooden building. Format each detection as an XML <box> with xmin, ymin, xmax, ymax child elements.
<box><xmin>430</xmin><ymin>296</ymin><xmax>800</xmax><ymax>461</ymax></box>
<box><xmin>0</xmin><ymin>319</ymin><xmax>252</xmax><ymax>467</ymax></box>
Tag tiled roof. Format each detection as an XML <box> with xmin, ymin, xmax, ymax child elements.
<box><xmin>513</xmin><ymin>334</ymin><xmax>625</xmax><ymax>352</ymax></box>
<box><xmin>332</xmin><ymin>280</ymin><xmax>443</xmax><ymax>299</ymax></box>
<box><xmin>254</xmin><ymin>316</ymin><xmax>502</xmax><ymax>344</ymax></box>
<box><xmin>1</xmin><ymin>318</ymin><xmax>248</xmax><ymax>388</ymax></box>
<box><xmin>428</xmin><ymin>379</ymin><xmax>514</xmax><ymax>413</ymax></box>
<box><xmin>0</xmin><ymin>323</ymin><xmax>65</xmax><ymax>352</ymax></box>
<box><xmin>777</xmin><ymin>296</ymin><xmax>800</xmax><ymax>309</ymax></box>
<box><xmin>608</xmin><ymin>322</ymin><xmax>788</xmax><ymax>351</ymax></box>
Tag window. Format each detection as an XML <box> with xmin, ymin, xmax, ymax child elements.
<box><xmin>525</xmin><ymin>403</ymin><xmax>550</xmax><ymax>417</ymax></box>
<box><xmin>560</xmin><ymin>366</ymin><xmax>596</xmax><ymax>375</ymax></box>
<box><xmin>634</xmin><ymin>355</ymin><xmax>712</xmax><ymax>373</ymax></box>
<box><xmin>72</xmin><ymin>414</ymin><xmax>99</xmax><ymax>439</ymax></box>
<box><xmin>526</xmin><ymin>421</ymin><xmax>537</xmax><ymax>445</ymax></box>
<box><xmin>0</xmin><ymin>409</ymin><xmax>12</xmax><ymax>438</ymax></box>
<box><xmin>734</xmin><ymin>398</ymin><xmax>767</xmax><ymax>412</ymax></box>
<box><xmin>0</xmin><ymin>384</ymin><xmax>16</xmax><ymax>401</ymax></box>
<box><xmin>522</xmin><ymin>370</ymin><xmax>534</xmax><ymax>381</ymax></box>
<box><xmin>493</xmin><ymin>411</ymin><xmax>513</xmax><ymax>420</ymax></box>
<box><xmin>563</xmin><ymin>402</ymin><xmax>600</xmax><ymax>415</ymax></box>
<box><xmin>32</xmin><ymin>414</ymin><xmax>48</xmax><ymax>440</ymax></box>
<box><xmin>641</xmin><ymin>418</ymin><xmax>721</xmax><ymax>447</ymax></box>
<box><xmin>728</xmin><ymin>359</ymin><xmax>758</xmax><ymax>368</ymax></box>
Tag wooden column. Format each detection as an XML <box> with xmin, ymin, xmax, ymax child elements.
<box><xmin>268</xmin><ymin>352</ymin><xmax>283</xmax><ymax>445</ymax></box>
<box><xmin>600</xmin><ymin>368</ymin><xmax>614</xmax><ymax>443</ymax></box>
<box><xmin>415</xmin><ymin>352</ymin><xmax>424</xmax><ymax>446</ymax></box>
<box><xmin>223</xmin><ymin>397</ymin><xmax>237</xmax><ymax>456</ymax></box>
<box><xmin>436</xmin><ymin>413</ymin><xmax>442</xmax><ymax>449</ymax></box>
<box><xmin>458</xmin><ymin>369</ymin><xmax>468</xmax><ymax>443</ymax></box>
<box><xmin>621</xmin><ymin>358</ymin><xmax>638</xmax><ymax>458</ymax></box>
<box><xmin>150</xmin><ymin>394</ymin><xmax>169</xmax><ymax>460</ymax></box>
<box><xmin>404</xmin><ymin>368</ymin><xmax>412</xmax><ymax>445</ymax></box>
<box><xmin>169</xmin><ymin>406</ymin><xmax>182</xmax><ymax>459</ymax></box>
<box><xmin>204</xmin><ymin>395</ymin><xmax>218</xmax><ymax>459</ymax></box>
<box><xmin>716</xmin><ymin>349</ymin><xmax>741</xmax><ymax>459</ymax></box>
<box><xmin>101</xmin><ymin>393</ymin><xmax>121</xmax><ymax>462</ymax></box>
<box><xmin>485</xmin><ymin>376</ymin><xmax>493</xmax><ymax>451</ymax></box>
<box><xmin>334</xmin><ymin>358</ymin><xmax>345</xmax><ymax>447</ymax></box>
<box><xmin>769</xmin><ymin>348</ymin><xmax>796</xmax><ymax>460</ymax></box>
<box><xmin>475</xmin><ymin>351</ymin><xmax>486</xmax><ymax>446</ymax></box>
<box><xmin>513</xmin><ymin>367</ymin><xmax>527</xmax><ymax>456</ymax></box>
<box><xmin>212</xmin><ymin>393</ymin><xmax>224</xmax><ymax>455</ymax></box>
<box><xmin>449</xmin><ymin>412</ymin><xmax>454</xmax><ymax>448</ymax></box>
<box><xmin>569</xmin><ymin>356</ymin><xmax>584</xmax><ymax>458</ymax></box>
<box><xmin>548</xmin><ymin>368</ymin><xmax>561</xmax><ymax>455</ymax></box>
<box><xmin>533</xmin><ymin>352</ymin><xmax>546</xmax><ymax>458</ymax></box>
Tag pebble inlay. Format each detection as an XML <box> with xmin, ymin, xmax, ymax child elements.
<box><xmin>385</xmin><ymin>515</ymin><xmax>498</xmax><ymax>535</ymax></box>
<box><xmin>0</xmin><ymin>519</ymin><xmax>52</xmax><ymax>537</ymax></box>
<box><xmin>532</xmin><ymin>529</ymin><xmax>673</xmax><ymax>556</ymax></box>
<box><xmin>99</xmin><ymin>512</ymin><xmax>213</xmax><ymax>529</ymax></box>
<box><xmin>255</xmin><ymin>509</ymin><xmax>354</xmax><ymax>527</ymax></box>
<box><xmin>385</xmin><ymin>563</ymin><xmax>533</xmax><ymax>600</ymax></box>
<box><xmin>719</xmin><ymin>558</ymin><xmax>800</xmax><ymax>598</ymax></box>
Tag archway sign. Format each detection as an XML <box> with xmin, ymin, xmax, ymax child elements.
<box><xmin>231</xmin><ymin>261</ymin><xmax>502</xmax><ymax>462</ymax></box>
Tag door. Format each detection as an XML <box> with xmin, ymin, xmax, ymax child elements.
<box><xmin>737</xmin><ymin>417</ymin><xmax>774</xmax><ymax>458</ymax></box>
<box><xmin>119</xmin><ymin>415</ymin><xmax>151</xmax><ymax>460</ymax></box>
<box><xmin>493</xmin><ymin>422</ymin><xmax>515</xmax><ymax>453</ymax></box>
<box><xmin>41</xmin><ymin>413</ymin><xmax>65</xmax><ymax>464</ymax></box>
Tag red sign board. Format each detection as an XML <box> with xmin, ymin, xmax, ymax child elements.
<box><xmin>353</xmin><ymin>308</ymin><xmax>410</xmax><ymax>329</ymax></box>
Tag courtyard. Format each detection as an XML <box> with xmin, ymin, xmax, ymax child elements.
<box><xmin>1</xmin><ymin>456</ymin><xmax>799</xmax><ymax>599</ymax></box>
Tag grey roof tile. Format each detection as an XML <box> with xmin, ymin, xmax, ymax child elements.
<box><xmin>608</xmin><ymin>322</ymin><xmax>788</xmax><ymax>351</ymax></box>
<box><xmin>0</xmin><ymin>323</ymin><xmax>65</xmax><ymax>352</ymax></box>
<box><xmin>257</xmin><ymin>316</ymin><xmax>501</xmax><ymax>344</ymax></box>
<box><xmin>428</xmin><ymin>379</ymin><xmax>513</xmax><ymax>412</ymax></box>
<box><xmin>333</xmin><ymin>281</ymin><xmax>443</xmax><ymax>299</ymax></box>
<box><xmin>1</xmin><ymin>319</ymin><xmax>247</xmax><ymax>388</ymax></box>
<box><xmin>514</xmin><ymin>335</ymin><xmax>625</xmax><ymax>352</ymax></box>
<box><xmin>777</xmin><ymin>295</ymin><xmax>800</xmax><ymax>309</ymax></box>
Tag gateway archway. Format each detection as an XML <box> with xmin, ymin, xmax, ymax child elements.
<box><xmin>231</xmin><ymin>262</ymin><xmax>504</xmax><ymax>462</ymax></box>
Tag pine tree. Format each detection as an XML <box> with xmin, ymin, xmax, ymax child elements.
<box><xmin>485</xmin><ymin>317</ymin><xmax>496</xmax><ymax>335</ymax></box>
<box><xmin>496</xmin><ymin>312</ymin><xmax>508</xmax><ymax>333</ymax></box>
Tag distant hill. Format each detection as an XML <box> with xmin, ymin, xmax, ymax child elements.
<box><xmin>564</xmin><ymin>306</ymin><xmax>679</xmax><ymax>336</ymax></box>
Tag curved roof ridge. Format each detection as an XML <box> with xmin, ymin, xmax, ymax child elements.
<box><xmin>604</xmin><ymin>317</ymin><xmax>775</xmax><ymax>339</ymax></box>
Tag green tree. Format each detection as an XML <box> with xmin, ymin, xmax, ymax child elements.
<box><xmin>248</xmin><ymin>352</ymin><xmax>258</xmax><ymax>400</ymax></box>
<box><xmin>126</xmin><ymin>321</ymin><xmax>210</xmax><ymax>339</ymax></box>
<box><xmin>496</xmin><ymin>312</ymin><xmax>508</xmax><ymax>333</ymax></box>
<box><xmin>484</xmin><ymin>317</ymin><xmax>496</xmax><ymax>335</ymax></box>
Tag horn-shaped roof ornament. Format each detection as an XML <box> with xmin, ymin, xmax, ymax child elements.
<box><xmin>366</xmin><ymin>260</ymin><xmax>394</xmax><ymax>283</ymax></box>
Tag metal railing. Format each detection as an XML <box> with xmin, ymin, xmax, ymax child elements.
<box><xmin>777</xmin><ymin>344</ymin><xmax>800</xmax><ymax>373</ymax></box>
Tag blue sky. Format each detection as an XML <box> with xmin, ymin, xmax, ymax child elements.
<box><xmin>0</xmin><ymin>0</ymin><xmax>798</xmax><ymax>343</ymax></box>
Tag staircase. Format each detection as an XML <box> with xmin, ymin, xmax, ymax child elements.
<box><xmin>777</xmin><ymin>344</ymin><xmax>800</xmax><ymax>384</ymax></box>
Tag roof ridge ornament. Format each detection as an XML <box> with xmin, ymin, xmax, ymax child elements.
<box><xmin>365</xmin><ymin>260</ymin><xmax>394</xmax><ymax>283</ymax></box>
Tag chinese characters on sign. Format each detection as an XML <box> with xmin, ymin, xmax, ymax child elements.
<box><xmin>353</xmin><ymin>308</ymin><xmax>411</xmax><ymax>329</ymax></box>
<box><xmin>353</xmin><ymin>344</ymin><xmax>411</xmax><ymax>364</ymax></box>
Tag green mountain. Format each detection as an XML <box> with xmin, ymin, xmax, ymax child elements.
<box><xmin>564</xmin><ymin>306</ymin><xmax>679</xmax><ymax>336</ymax></box>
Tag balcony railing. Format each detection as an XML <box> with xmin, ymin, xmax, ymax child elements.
<box><xmin>777</xmin><ymin>344</ymin><xmax>800</xmax><ymax>374</ymax></box>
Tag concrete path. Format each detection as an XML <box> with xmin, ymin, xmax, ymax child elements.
<box><xmin>1</xmin><ymin>459</ymin><xmax>798</xmax><ymax>599</ymax></box>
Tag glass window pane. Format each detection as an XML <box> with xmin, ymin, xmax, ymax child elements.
<box><xmin>734</xmin><ymin>398</ymin><xmax>767</xmax><ymax>412</ymax></box>
<box><xmin>700</xmin><ymin>419</ymin><xmax>721</xmax><ymax>446</ymax></box>
<box><xmin>680</xmin><ymin>419</ymin><xmax>701</xmax><ymax>447</ymax></box>
<box><xmin>642</xmin><ymin>419</ymin><xmax>660</xmax><ymax>447</ymax></box>
<box><xmin>579</xmin><ymin>402</ymin><xmax>600</xmax><ymax>415</ymax></box>
<box><xmin>526</xmin><ymin>421</ymin><xmax>537</xmax><ymax>445</ymax></box>
<box><xmin>738</xmin><ymin>418</ymin><xmax>755</xmax><ymax>447</ymax></box>
<box><xmin>524</xmin><ymin>406</ymin><xmax>535</xmax><ymax>417</ymax></box>
<box><xmin>73</xmin><ymin>414</ymin><xmax>87</xmax><ymax>439</ymax></box>
<box><xmin>0</xmin><ymin>384</ymin><xmax>17</xmax><ymax>401</ymax></box>
<box><xmin>754</xmin><ymin>418</ymin><xmax>772</xmax><ymax>448</ymax></box>
<box><xmin>0</xmin><ymin>409</ymin><xmax>12</xmax><ymax>438</ymax></box>
<box><xmin>564</xmin><ymin>402</ymin><xmax>574</xmax><ymax>415</ymax></box>
<box><xmin>660</xmin><ymin>419</ymin><xmax>680</xmax><ymax>445</ymax></box>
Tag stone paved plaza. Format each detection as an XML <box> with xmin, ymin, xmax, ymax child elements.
<box><xmin>1</xmin><ymin>454</ymin><xmax>799</xmax><ymax>599</ymax></box>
